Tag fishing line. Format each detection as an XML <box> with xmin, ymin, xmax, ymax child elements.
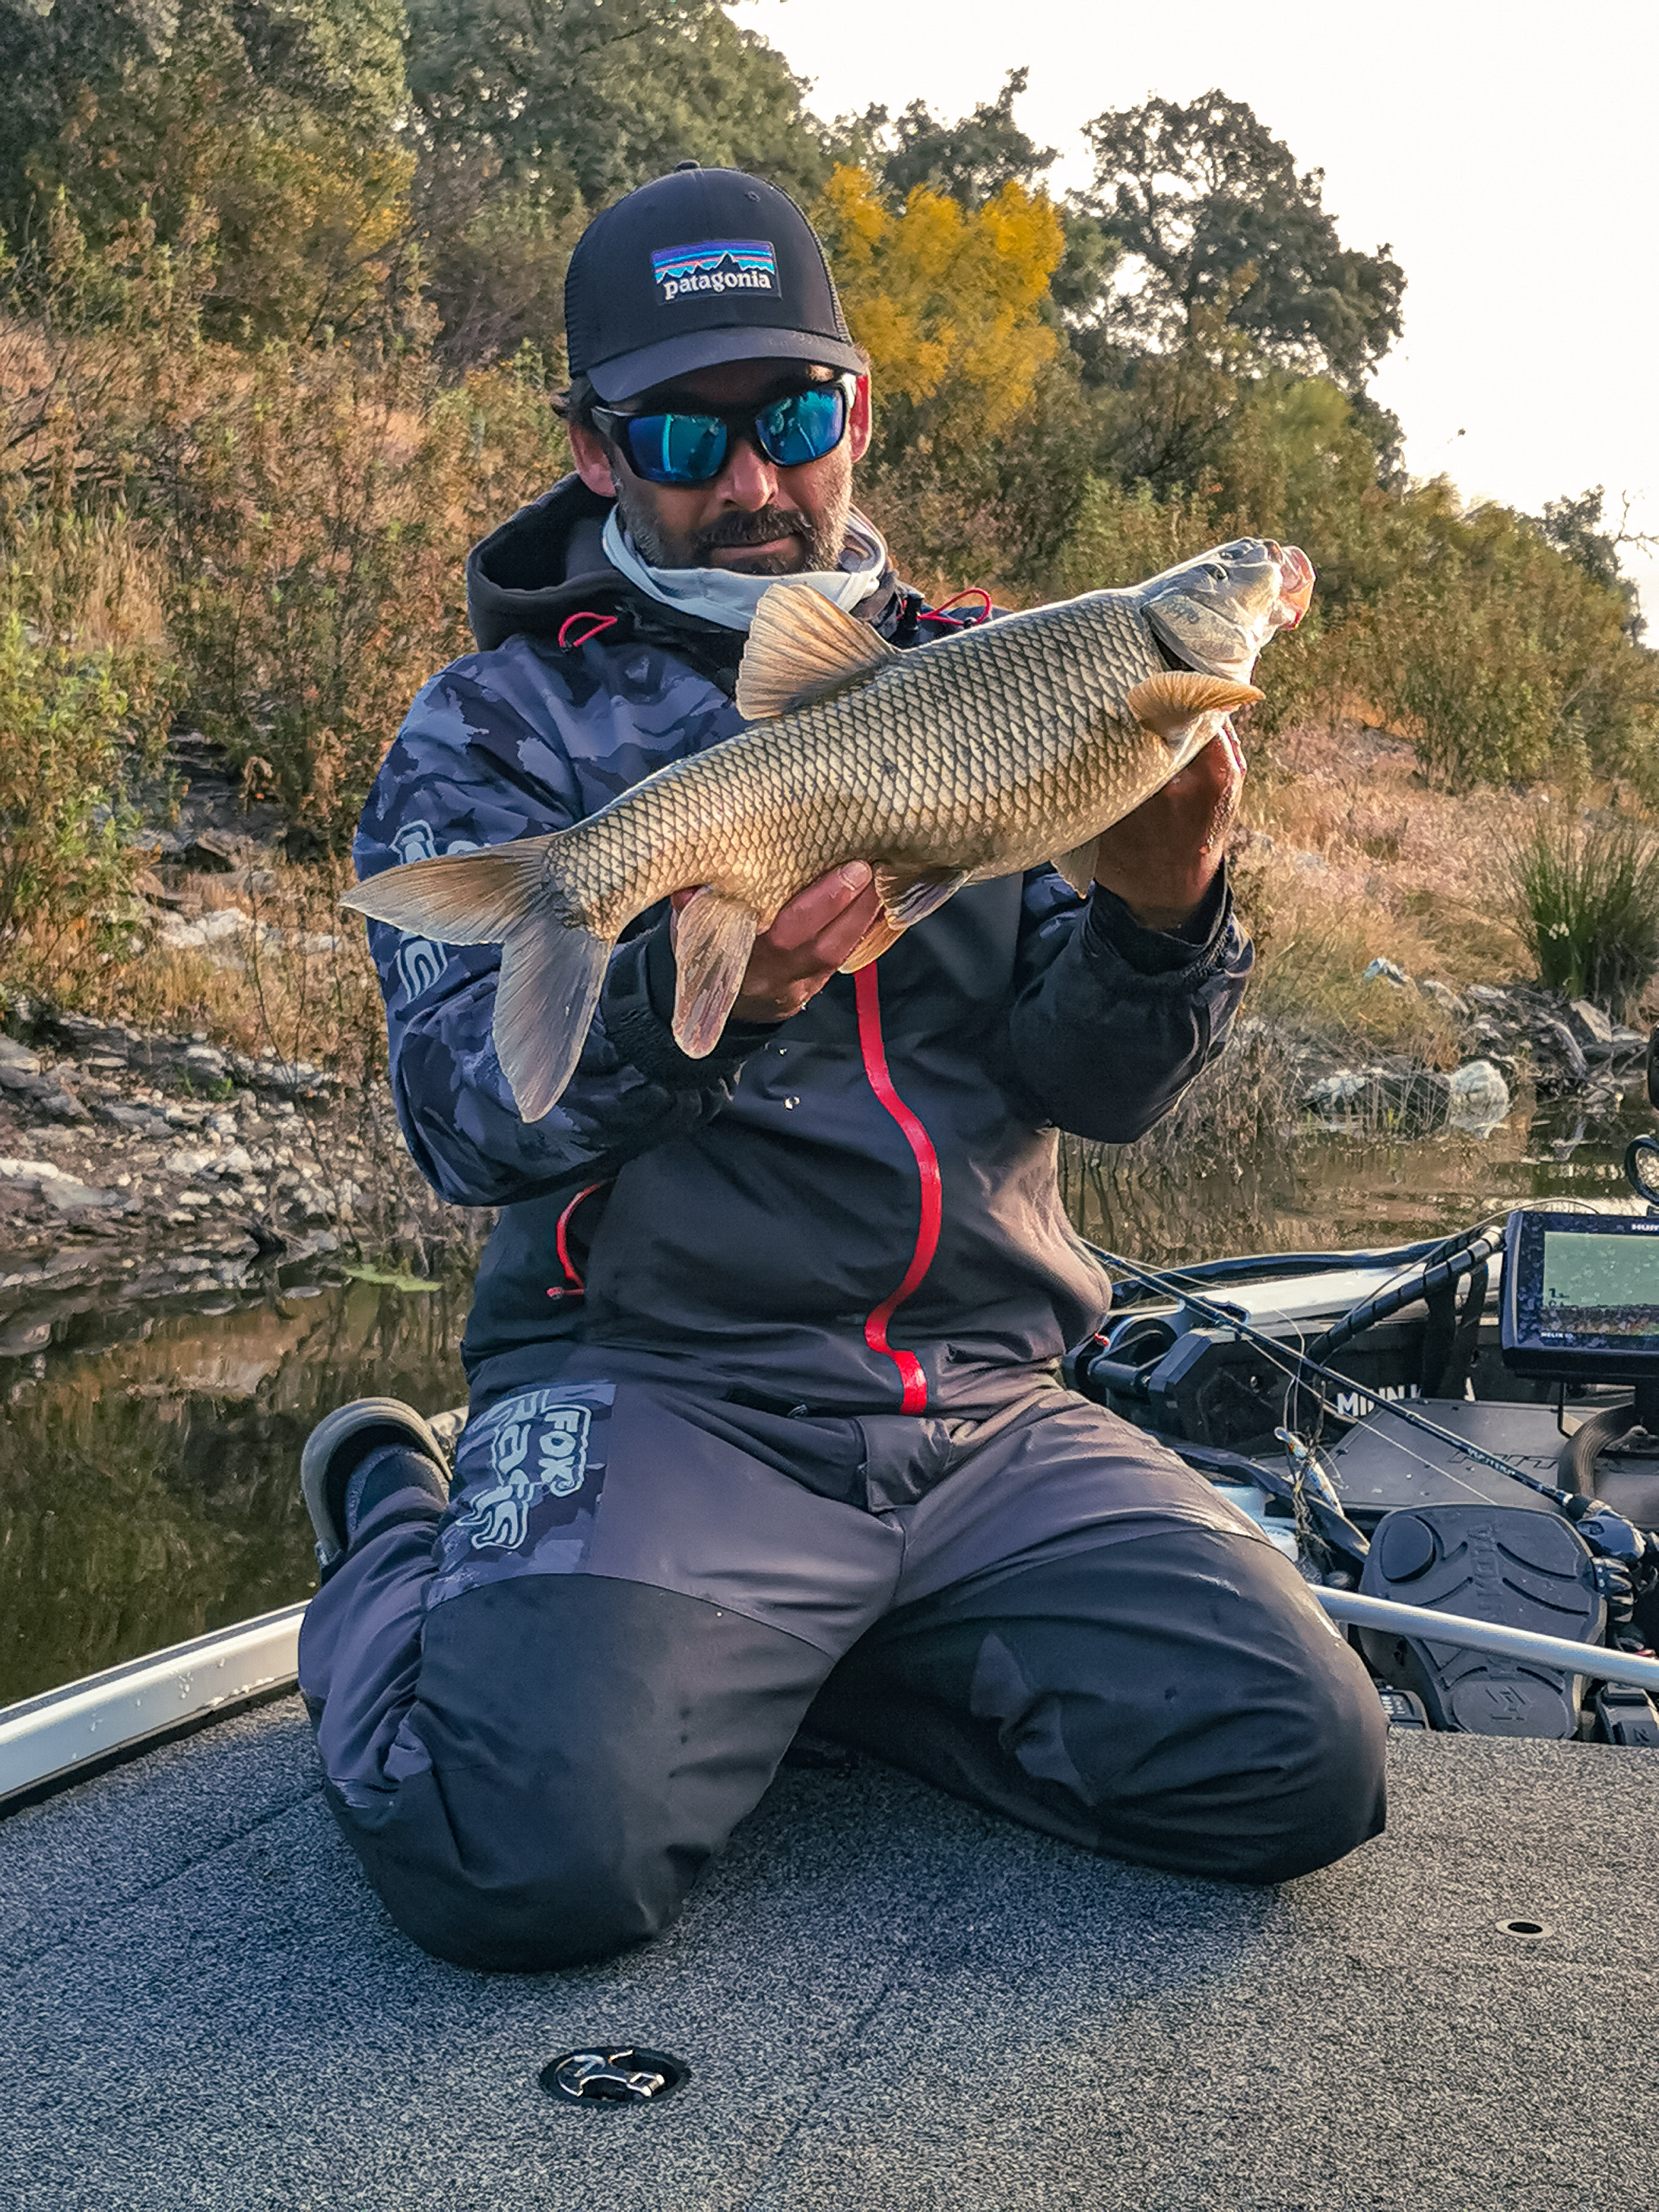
<box><xmin>1088</xmin><ymin>1242</ymin><xmax>1584</xmax><ymax>1512</ymax></box>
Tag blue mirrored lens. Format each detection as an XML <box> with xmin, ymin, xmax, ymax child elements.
<box><xmin>756</xmin><ymin>386</ymin><xmax>847</xmax><ymax>468</ymax></box>
<box><xmin>625</xmin><ymin>414</ymin><xmax>728</xmax><ymax>485</ymax></box>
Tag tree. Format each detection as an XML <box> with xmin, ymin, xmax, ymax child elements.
<box><xmin>403</xmin><ymin>0</ymin><xmax>831</xmax><ymax>364</ymax></box>
<box><xmin>1078</xmin><ymin>90</ymin><xmax>1404</xmax><ymax>392</ymax></box>
<box><xmin>840</xmin><ymin>67</ymin><xmax>1056</xmax><ymax>210</ymax></box>
<box><xmin>7</xmin><ymin>1</ymin><xmax>417</xmax><ymax>347</ymax></box>
<box><xmin>1531</xmin><ymin>486</ymin><xmax>1646</xmax><ymax>640</ymax></box>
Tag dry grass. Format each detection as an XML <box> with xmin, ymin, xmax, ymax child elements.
<box><xmin>1236</xmin><ymin>716</ymin><xmax>1572</xmax><ymax>1051</ymax></box>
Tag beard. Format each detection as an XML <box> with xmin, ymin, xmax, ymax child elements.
<box><xmin>613</xmin><ymin>475</ymin><xmax>852</xmax><ymax>574</ymax></box>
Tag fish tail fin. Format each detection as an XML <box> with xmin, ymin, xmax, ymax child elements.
<box><xmin>496</xmin><ymin>915</ymin><xmax>611</xmax><ymax>1122</ymax></box>
<box><xmin>1125</xmin><ymin>671</ymin><xmax>1262</xmax><ymax>747</ymax></box>
<box><xmin>341</xmin><ymin>835</ymin><xmax>554</xmax><ymax>943</ymax></box>
<box><xmin>342</xmin><ymin>833</ymin><xmax>612</xmax><ymax>1121</ymax></box>
<box><xmin>672</xmin><ymin>888</ymin><xmax>759</xmax><ymax>1057</ymax></box>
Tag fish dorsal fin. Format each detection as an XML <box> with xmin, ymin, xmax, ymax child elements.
<box><xmin>736</xmin><ymin>585</ymin><xmax>897</xmax><ymax>720</ymax></box>
<box><xmin>1124</xmin><ymin>670</ymin><xmax>1262</xmax><ymax>742</ymax></box>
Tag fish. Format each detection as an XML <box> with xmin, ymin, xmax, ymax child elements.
<box><xmin>344</xmin><ymin>537</ymin><xmax>1315</xmax><ymax>1121</ymax></box>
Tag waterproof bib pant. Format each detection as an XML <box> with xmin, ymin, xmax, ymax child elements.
<box><xmin>298</xmin><ymin>1380</ymin><xmax>1389</xmax><ymax>1973</ymax></box>
<box><xmin>298</xmin><ymin>1378</ymin><xmax>1387</xmax><ymax>1972</ymax></box>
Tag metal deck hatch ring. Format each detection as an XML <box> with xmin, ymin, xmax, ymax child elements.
<box><xmin>1498</xmin><ymin>1919</ymin><xmax>1552</xmax><ymax>1939</ymax></box>
<box><xmin>540</xmin><ymin>2046</ymin><xmax>690</xmax><ymax>2106</ymax></box>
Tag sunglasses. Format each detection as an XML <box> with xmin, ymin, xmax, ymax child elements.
<box><xmin>592</xmin><ymin>376</ymin><xmax>856</xmax><ymax>488</ymax></box>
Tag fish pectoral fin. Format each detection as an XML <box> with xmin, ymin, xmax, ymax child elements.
<box><xmin>735</xmin><ymin>585</ymin><xmax>898</xmax><ymax>720</ymax></box>
<box><xmin>1124</xmin><ymin>670</ymin><xmax>1263</xmax><ymax>744</ymax></box>
<box><xmin>495</xmin><ymin>917</ymin><xmax>611</xmax><ymax>1124</ymax></box>
<box><xmin>873</xmin><ymin>863</ymin><xmax>973</xmax><ymax>928</ymax></box>
<box><xmin>672</xmin><ymin>888</ymin><xmax>760</xmax><ymax>1058</ymax></box>
<box><xmin>837</xmin><ymin>914</ymin><xmax>905</xmax><ymax>974</ymax></box>
<box><xmin>341</xmin><ymin>836</ymin><xmax>552</xmax><ymax>943</ymax></box>
<box><xmin>1050</xmin><ymin>839</ymin><xmax>1098</xmax><ymax>899</ymax></box>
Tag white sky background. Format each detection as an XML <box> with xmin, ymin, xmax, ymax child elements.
<box><xmin>745</xmin><ymin>0</ymin><xmax>1659</xmax><ymax>618</ymax></box>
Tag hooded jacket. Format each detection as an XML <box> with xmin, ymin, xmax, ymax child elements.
<box><xmin>355</xmin><ymin>476</ymin><xmax>1254</xmax><ymax>1413</ymax></box>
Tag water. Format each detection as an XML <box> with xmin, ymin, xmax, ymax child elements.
<box><xmin>0</xmin><ymin>1273</ymin><xmax>471</xmax><ymax>1706</ymax></box>
<box><xmin>3</xmin><ymin>1093</ymin><xmax>1654</xmax><ymax>1705</ymax></box>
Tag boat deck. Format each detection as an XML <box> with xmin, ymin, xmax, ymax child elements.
<box><xmin>5</xmin><ymin>1700</ymin><xmax>1655</xmax><ymax>2211</ymax></box>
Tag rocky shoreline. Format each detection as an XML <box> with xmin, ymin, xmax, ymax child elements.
<box><xmin>1295</xmin><ymin>961</ymin><xmax>1652</xmax><ymax>1137</ymax></box>
<box><xmin>2</xmin><ymin>937</ymin><xmax>1651</xmax><ymax>1366</ymax></box>
<box><xmin>0</xmin><ymin>1004</ymin><xmax>485</xmax><ymax>1364</ymax></box>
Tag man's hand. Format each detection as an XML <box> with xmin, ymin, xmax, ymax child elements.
<box><xmin>1091</xmin><ymin>726</ymin><xmax>1246</xmax><ymax>930</ymax></box>
<box><xmin>670</xmin><ymin>861</ymin><xmax>881</xmax><ymax>1025</ymax></box>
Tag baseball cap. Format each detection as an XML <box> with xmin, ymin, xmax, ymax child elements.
<box><xmin>565</xmin><ymin>164</ymin><xmax>866</xmax><ymax>404</ymax></box>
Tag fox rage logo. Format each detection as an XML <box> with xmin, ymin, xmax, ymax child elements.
<box><xmin>387</xmin><ymin>822</ymin><xmax>480</xmax><ymax>998</ymax></box>
<box><xmin>456</xmin><ymin>1396</ymin><xmax>592</xmax><ymax>1552</ymax></box>
<box><xmin>651</xmin><ymin>238</ymin><xmax>778</xmax><ymax>306</ymax></box>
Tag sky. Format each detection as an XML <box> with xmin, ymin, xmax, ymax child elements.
<box><xmin>745</xmin><ymin>0</ymin><xmax>1659</xmax><ymax>617</ymax></box>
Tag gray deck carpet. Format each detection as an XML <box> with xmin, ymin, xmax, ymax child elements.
<box><xmin>3</xmin><ymin>1699</ymin><xmax>1655</xmax><ymax>2212</ymax></box>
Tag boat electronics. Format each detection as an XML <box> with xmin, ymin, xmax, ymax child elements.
<box><xmin>1501</xmin><ymin>1207</ymin><xmax>1659</xmax><ymax>1387</ymax></box>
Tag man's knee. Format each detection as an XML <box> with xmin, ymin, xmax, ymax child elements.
<box><xmin>335</xmin><ymin>1766</ymin><xmax>697</xmax><ymax>1972</ymax></box>
<box><xmin>1216</xmin><ymin>1621</ymin><xmax>1389</xmax><ymax>1883</ymax></box>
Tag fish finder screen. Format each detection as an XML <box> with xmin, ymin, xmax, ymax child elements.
<box><xmin>1540</xmin><ymin>1230</ymin><xmax>1659</xmax><ymax>1339</ymax></box>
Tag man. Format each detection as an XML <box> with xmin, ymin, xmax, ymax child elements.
<box><xmin>298</xmin><ymin>164</ymin><xmax>1385</xmax><ymax>1972</ymax></box>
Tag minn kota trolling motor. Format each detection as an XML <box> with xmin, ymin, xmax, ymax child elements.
<box><xmin>1069</xmin><ymin>1031</ymin><xmax>1659</xmax><ymax>1745</ymax></box>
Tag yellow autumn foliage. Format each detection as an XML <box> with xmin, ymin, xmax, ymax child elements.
<box><xmin>813</xmin><ymin>166</ymin><xmax>1063</xmax><ymax>441</ymax></box>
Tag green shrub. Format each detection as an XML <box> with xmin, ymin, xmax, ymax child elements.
<box><xmin>1509</xmin><ymin>814</ymin><xmax>1659</xmax><ymax>1019</ymax></box>
<box><xmin>0</xmin><ymin>512</ymin><xmax>169</xmax><ymax>974</ymax></box>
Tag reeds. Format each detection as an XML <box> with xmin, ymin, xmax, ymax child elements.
<box><xmin>1509</xmin><ymin>814</ymin><xmax>1659</xmax><ymax>1020</ymax></box>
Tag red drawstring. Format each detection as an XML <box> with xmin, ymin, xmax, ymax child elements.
<box><xmin>557</xmin><ymin>612</ymin><xmax>619</xmax><ymax>651</ymax></box>
<box><xmin>547</xmin><ymin>1182</ymin><xmax>609</xmax><ymax>1298</ymax></box>
<box><xmin>854</xmin><ymin>967</ymin><xmax>943</xmax><ymax>1413</ymax></box>
<box><xmin>924</xmin><ymin>588</ymin><xmax>992</xmax><ymax>629</ymax></box>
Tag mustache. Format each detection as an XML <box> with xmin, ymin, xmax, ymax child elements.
<box><xmin>694</xmin><ymin>508</ymin><xmax>810</xmax><ymax>554</ymax></box>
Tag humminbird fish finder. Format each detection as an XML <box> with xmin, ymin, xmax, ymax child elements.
<box><xmin>1501</xmin><ymin>1208</ymin><xmax>1659</xmax><ymax>1384</ymax></box>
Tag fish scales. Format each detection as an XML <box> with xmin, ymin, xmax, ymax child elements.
<box><xmin>569</xmin><ymin>592</ymin><xmax>1166</xmax><ymax>935</ymax></box>
<box><xmin>343</xmin><ymin>537</ymin><xmax>1312</xmax><ymax>1116</ymax></box>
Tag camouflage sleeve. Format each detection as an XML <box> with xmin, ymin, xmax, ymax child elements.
<box><xmin>354</xmin><ymin>642</ymin><xmax>764</xmax><ymax>1208</ymax></box>
<box><xmin>1003</xmin><ymin>865</ymin><xmax>1254</xmax><ymax>1142</ymax></box>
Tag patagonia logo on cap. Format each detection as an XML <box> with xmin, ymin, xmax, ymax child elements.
<box><xmin>651</xmin><ymin>238</ymin><xmax>779</xmax><ymax>305</ymax></box>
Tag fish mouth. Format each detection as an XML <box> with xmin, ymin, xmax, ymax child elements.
<box><xmin>1266</xmin><ymin>543</ymin><xmax>1316</xmax><ymax>629</ymax></box>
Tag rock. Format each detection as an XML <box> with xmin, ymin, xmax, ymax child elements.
<box><xmin>166</xmin><ymin>1145</ymin><xmax>220</xmax><ymax>1178</ymax></box>
<box><xmin>184</xmin><ymin>1042</ymin><xmax>229</xmax><ymax>1082</ymax></box>
<box><xmin>1305</xmin><ymin>1071</ymin><xmax>1370</xmax><ymax>1118</ymax></box>
<box><xmin>1446</xmin><ymin>1059</ymin><xmax>1511</xmax><ymax>1136</ymax></box>
<box><xmin>1417</xmin><ymin>979</ymin><xmax>1469</xmax><ymax>1014</ymax></box>
<box><xmin>0</xmin><ymin>1037</ymin><xmax>41</xmax><ymax>1077</ymax></box>
<box><xmin>0</xmin><ymin>1156</ymin><xmax>121</xmax><ymax>1210</ymax></box>
<box><xmin>1566</xmin><ymin>999</ymin><xmax>1615</xmax><ymax>1050</ymax></box>
<box><xmin>1535</xmin><ymin>1018</ymin><xmax>1589</xmax><ymax>1081</ymax></box>
<box><xmin>1362</xmin><ymin>957</ymin><xmax>1411</xmax><ymax>988</ymax></box>
<box><xmin>1465</xmin><ymin>984</ymin><xmax>1511</xmax><ymax>1007</ymax></box>
<box><xmin>182</xmin><ymin>827</ymin><xmax>249</xmax><ymax>872</ymax></box>
<box><xmin>39</xmin><ymin>1087</ymin><xmax>91</xmax><ymax>1124</ymax></box>
<box><xmin>96</xmin><ymin>1102</ymin><xmax>171</xmax><ymax>1136</ymax></box>
<box><xmin>1303</xmin><ymin>1065</ymin><xmax>1452</xmax><ymax>1133</ymax></box>
<box><xmin>157</xmin><ymin>907</ymin><xmax>252</xmax><ymax>953</ymax></box>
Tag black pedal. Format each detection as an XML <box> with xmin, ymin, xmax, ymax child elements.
<box><xmin>1592</xmin><ymin>1684</ymin><xmax>1659</xmax><ymax>1748</ymax></box>
<box><xmin>1358</xmin><ymin>1504</ymin><xmax>1604</xmax><ymax>1738</ymax></box>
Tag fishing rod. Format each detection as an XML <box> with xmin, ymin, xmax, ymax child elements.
<box><xmin>1087</xmin><ymin>1244</ymin><xmax>1659</xmax><ymax>1587</ymax></box>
